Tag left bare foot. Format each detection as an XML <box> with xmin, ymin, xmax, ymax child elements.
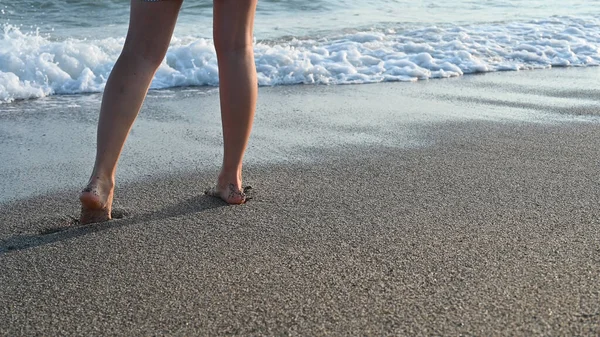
<box><xmin>79</xmin><ymin>177</ymin><xmax>114</xmax><ymax>224</ymax></box>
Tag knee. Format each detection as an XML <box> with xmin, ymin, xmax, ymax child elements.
<box><xmin>213</xmin><ymin>26</ymin><xmax>254</xmax><ymax>56</ymax></box>
<box><xmin>121</xmin><ymin>36</ymin><xmax>169</xmax><ymax>69</ymax></box>
<box><xmin>213</xmin><ymin>0</ymin><xmax>257</xmax><ymax>55</ymax></box>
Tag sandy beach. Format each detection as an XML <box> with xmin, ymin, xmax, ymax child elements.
<box><xmin>1</xmin><ymin>68</ymin><xmax>599</xmax><ymax>335</ymax></box>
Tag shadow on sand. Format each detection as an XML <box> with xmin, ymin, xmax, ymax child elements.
<box><xmin>0</xmin><ymin>194</ymin><xmax>228</xmax><ymax>255</ymax></box>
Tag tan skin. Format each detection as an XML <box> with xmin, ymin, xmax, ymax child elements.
<box><xmin>79</xmin><ymin>0</ymin><xmax>258</xmax><ymax>224</ymax></box>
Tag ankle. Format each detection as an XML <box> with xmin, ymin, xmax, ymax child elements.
<box><xmin>218</xmin><ymin>169</ymin><xmax>242</xmax><ymax>188</ymax></box>
<box><xmin>88</xmin><ymin>173</ymin><xmax>115</xmax><ymax>189</ymax></box>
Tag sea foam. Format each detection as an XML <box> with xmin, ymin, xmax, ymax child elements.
<box><xmin>1</xmin><ymin>16</ymin><xmax>600</xmax><ymax>103</ymax></box>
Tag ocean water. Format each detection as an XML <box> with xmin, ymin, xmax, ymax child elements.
<box><xmin>1</xmin><ymin>0</ymin><xmax>600</xmax><ymax>102</ymax></box>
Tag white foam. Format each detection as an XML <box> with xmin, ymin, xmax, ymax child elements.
<box><xmin>2</xmin><ymin>16</ymin><xmax>600</xmax><ymax>103</ymax></box>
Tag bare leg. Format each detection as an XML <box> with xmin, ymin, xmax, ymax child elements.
<box><xmin>80</xmin><ymin>0</ymin><xmax>183</xmax><ymax>224</ymax></box>
<box><xmin>206</xmin><ymin>0</ymin><xmax>258</xmax><ymax>204</ymax></box>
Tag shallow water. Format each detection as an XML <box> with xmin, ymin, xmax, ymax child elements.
<box><xmin>5</xmin><ymin>0</ymin><xmax>600</xmax><ymax>39</ymax></box>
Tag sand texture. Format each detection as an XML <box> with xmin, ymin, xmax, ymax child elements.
<box><xmin>1</xmin><ymin>68</ymin><xmax>600</xmax><ymax>335</ymax></box>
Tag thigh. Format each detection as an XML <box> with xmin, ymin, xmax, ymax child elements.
<box><xmin>123</xmin><ymin>0</ymin><xmax>184</xmax><ymax>62</ymax></box>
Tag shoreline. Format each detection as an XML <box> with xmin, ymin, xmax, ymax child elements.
<box><xmin>2</xmin><ymin>67</ymin><xmax>600</xmax><ymax>204</ymax></box>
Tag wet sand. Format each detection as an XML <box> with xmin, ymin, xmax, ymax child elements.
<box><xmin>1</xmin><ymin>68</ymin><xmax>600</xmax><ymax>335</ymax></box>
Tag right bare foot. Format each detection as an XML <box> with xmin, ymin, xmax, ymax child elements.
<box><xmin>79</xmin><ymin>177</ymin><xmax>114</xmax><ymax>225</ymax></box>
<box><xmin>205</xmin><ymin>182</ymin><xmax>247</xmax><ymax>204</ymax></box>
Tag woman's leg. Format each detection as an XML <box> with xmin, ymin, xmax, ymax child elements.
<box><xmin>209</xmin><ymin>0</ymin><xmax>258</xmax><ymax>204</ymax></box>
<box><xmin>80</xmin><ymin>0</ymin><xmax>183</xmax><ymax>224</ymax></box>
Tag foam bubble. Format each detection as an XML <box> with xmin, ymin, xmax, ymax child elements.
<box><xmin>2</xmin><ymin>16</ymin><xmax>600</xmax><ymax>103</ymax></box>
